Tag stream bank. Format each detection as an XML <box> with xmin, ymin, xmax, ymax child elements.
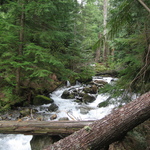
<box><xmin>0</xmin><ymin>76</ymin><xmax>149</xmax><ymax>150</ymax></box>
<box><xmin>0</xmin><ymin>76</ymin><xmax>117</xmax><ymax>150</ymax></box>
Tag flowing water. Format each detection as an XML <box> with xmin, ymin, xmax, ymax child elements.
<box><xmin>0</xmin><ymin>134</ymin><xmax>32</xmax><ymax>150</ymax></box>
<box><xmin>0</xmin><ymin>76</ymin><xmax>117</xmax><ymax>150</ymax></box>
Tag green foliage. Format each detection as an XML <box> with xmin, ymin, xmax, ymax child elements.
<box><xmin>84</xmin><ymin>126</ymin><xmax>92</xmax><ymax>132</ymax></box>
<box><xmin>124</xmin><ymin>127</ymin><xmax>148</xmax><ymax>150</ymax></box>
<box><xmin>0</xmin><ymin>86</ymin><xmax>21</xmax><ymax>112</ymax></box>
<box><xmin>1</xmin><ymin>0</ymin><xmax>149</xmax><ymax>110</ymax></box>
<box><xmin>108</xmin><ymin>0</ymin><xmax>133</xmax><ymax>38</ymax></box>
<box><xmin>99</xmin><ymin>80</ymin><xmax>134</xmax><ymax>105</ymax></box>
<box><xmin>78</xmin><ymin>65</ymin><xmax>95</xmax><ymax>82</ymax></box>
<box><xmin>103</xmin><ymin>0</ymin><xmax>150</xmax><ymax>96</ymax></box>
<box><xmin>113</xmin><ymin>33</ymin><xmax>149</xmax><ymax>94</ymax></box>
<box><xmin>94</xmin><ymin>63</ymin><xmax>109</xmax><ymax>72</ymax></box>
<box><xmin>0</xmin><ymin>0</ymin><xmax>98</xmax><ymax>109</ymax></box>
<box><xmin>98</xmin><ymin>100</ymin><xmax>109</xmax><ymax>108</ymax></box>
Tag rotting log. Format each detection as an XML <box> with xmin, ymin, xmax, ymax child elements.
<box><xmin>44</xmin><ymin>91</ymin><xmax>150</xmax><ymax>150</ymax></box>
<box><xmin>0</xmin><ymin>120</ymin><xmax>93</xmax><ymax>135</ymax></box>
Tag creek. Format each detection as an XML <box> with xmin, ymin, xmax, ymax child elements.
<box><xmin>0</xmin><ymin>76</ymin><xmax>118</xmax><ymax>150</ymax></box>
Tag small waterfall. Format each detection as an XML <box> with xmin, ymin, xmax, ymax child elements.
<box><xmin>66</xmin><ymin>80</ymin><xmax>71</xmax><ymax>87</ymax></box>
<box><xmin>76</xmin><ymin>80</ymin><xmax>81</xmax><ymax>85</ymax></box>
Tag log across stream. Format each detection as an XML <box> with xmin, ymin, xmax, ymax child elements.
<box><xmin>0</xmin><ymin>120</ymin><xmax>93</xmax><ymax>135</ymax></box>
<box><xmin>0</xmin><ymin>76</ymin><xmax>130</xmax><ymax>150</ymax></box>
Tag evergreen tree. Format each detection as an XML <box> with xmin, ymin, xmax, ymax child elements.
<box><xmin>0</xmin><ymin>0</ymin><xmax>95</xmax><ymax>110</ymax></box>
<box><xmin>102</xmin><ymin>0</ymin><xmax>150</xmax><ymax>99</ymax></box>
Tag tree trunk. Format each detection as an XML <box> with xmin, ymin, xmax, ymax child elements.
<box><xmin>103</xmin><ymin>0</ymin><xmax>108</xmax><ymax>62</ymax></box>
<box><xmin>95</xmin><ymin>47</ymin><xmax>101</xmax><ymax>63</ymax></box>
<box><xmin>16</xmin><ymin>0</ymin><xmax>25</xmax><ymax>94</ymax></box>
<box><xmin>44</xmin><ymin>91</ymin><xmax>150</xmax><ymax>150</ymax></box>
<box><xmin>95</xmin><ymin>33</ymin><xmax>102</xmax><ymax>63</ymax></box>
<box><xmin>0</xmin><ymin>121</ymin><xmax>93</xmax><ymax>135</ymax></box>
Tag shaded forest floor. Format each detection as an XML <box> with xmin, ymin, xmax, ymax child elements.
<box><xmin>109</xmin><ymin>119</ymin><xmax>150</xmax><ymax>150</ymax></box>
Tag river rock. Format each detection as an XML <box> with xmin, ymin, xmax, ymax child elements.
<box><xmin>83</xmin><ymin>85</ymin><xmax>98</xmax><ymax>94</ymax></box>
<box><xmin>35</xmin><ymin>115</ymin><xmax>44</xmax><ymax>121</ymax></box>
<box><xmin>78</xmin><ymin>92</ymin><xmax>85</xmax><ymax>97</ymax></box>
<box><xmin>91</xmin><ymin>85</ymin><xmax>98</xmax><ymax>94</ymax></box>
<box><xmin>50</xmin><ymin>114</ymin><xmax>57</xmax><ymax>120</ymax></box>
<box><xmin>83</xmin><ymin>87</ymin><xmax>92</xmax><ymax>93</ymax></box>
<box><xmin>93</xmin><ymin>80</ymin><xmax>107</xmax><ymax>86</ymax></box>
<box><xmin>82</xmin><ymin>94</ymin><xmax>96</xmax><ymax>103</ymax></box>
<box><xmin>61</xmin><ymin>90</ymin><xmax>69</xmax><ymax>98</ymax></box>
<box><xmin>10</xmin><ymin>110</ymin><xmax>21</xmax><ymax>120</ymax></box>
<box><xmin>39</xmin><ymin>106</ymin><xmax>47</xmax><ymax>111</ymax></box>
<box><xmin>0</xmin><ymin>114</ymin><xmax>7</xmax><ymax>120</ymax></box>
<box><xmin>1</xmin><ymin>110</ymin><xmax>21</xmax><ymax>120</ymax></box>
<box><xmin>97</xmin><ymin>100</ymin><xmax>109</xmax><ymax>108</ymax></box>
<box><xmin>74</xmin><ymin>96</ymin><xmax>82</xmax><ymax>103</ymax></box>
<box><xmin>80</xmin><ymin>107</ymin><xmax>89</xmax><ymax>114</ymax></box>
<box><xmin>33</xmin><ymin>95</ymin><xmax>54</xmax><ymax>105</ymax></box>
<box><xmin>30</xmin><ymin>135</ymin><xmax>61</xmax><ymax>150</ymax></box>
<box><xmin>20</xmin><ymin>108</ymin><xmax>31</xmax><ymax>116</ymax></box>
<box><xmin>61</xmin><ymin>90</ymin><xmax>75</xmax><ymax>99</ymax></box>
<box><xmin>48</xmin><ymin>103</ymin><xmax>58</xmax><ymax>112</ymax></box>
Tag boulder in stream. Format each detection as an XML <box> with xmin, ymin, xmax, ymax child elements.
<box><xmin>1</xmin><ymin>110</ymin><xmax>21</xmax><ymax>120</ymax></box>
<box><xmin>97</xmin><ymin>100</ymin><xmax>109</xmax><ymax>108</ymax></box>
<box><xmin>33</xmin><ymin>95</ymin><xmax>54</xmax><ymax>105</ymax></box>
<box><xmin>82</xmin><ymin>94</ymin><xmax>96</xmax><ymax>103</ymax></box>
<box><xmin>50</xmin><ymin>114</ymin><xmax>57</xmax><ymax>120</ymax></box>
<box><xmin>20</xmin><ymin>108</ymin><xmax>31</xmax><ymax>116</ymax></box>
<box><xmin>30</xmin><ymin>135</ymin><xmax>61</xmax><ymax>150</ymax></box>
<box><xmin>83</xmin><ymin>85</ymin><xmax>98</xmax><ymax>94</ymax></box>
<box><xmin>80</xmin><ymin>107</ymin><xmax>89</xmax><ymax>114</ymax></box>
<box><xmin>48</xmin><ymin>103</ymin><xmax>58</xmax><ymax>112</ymax></box>
<box><xmin>61</xmin><ymin>90</ymin><xmax>75</xmax><ymax>99</ymax></box>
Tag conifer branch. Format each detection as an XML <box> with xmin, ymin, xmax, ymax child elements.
<box><xmin>129</xmin><ymin>44</ymin><xmax>150</xmax><ymax>88</ymax></box>
<box><xmin>138</xmin><ymin>0</ymin><xmax>150</xmax><ymax>13</ymax></box>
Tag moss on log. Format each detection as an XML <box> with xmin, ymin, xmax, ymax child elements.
<box><xmin>0</xmin><ymin>120</ymin><xmax>93</xmax><ymax>135</ymax></box>
<box><xmin>44</xmin><ymin>91</ymin><xmax>150</xmax><ymax>150</ymax></box>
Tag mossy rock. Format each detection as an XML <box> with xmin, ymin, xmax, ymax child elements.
<box><xmin>48</xmin><ymin>103</ymin><xmax>58</xmax><ymax>112</ymax></box>
<box><xmin>30</xmin><ymin>135</ymin><xmax>61</xmax><ymax>150</ymax></box>
<box><xmin>83</xmin><ymin>94</ymin><xmax>95</xmax><ymax>103</ymax></box>
<box><xmin>33</xmin><ymin>95</ymin><xmax>54</xmax><ymax>105</ymax></box>
<box><xmin>97</xmin><ymin>100</ymin><xmax>109</xmax><ymax>108</ymax></box>
<box><xmin>0</xmin><ymin>103</ymin><xmax>11</xmax><ymax>112</ymax></box>
<box><xmin>61</xmin><ymin>90</ymin><xmax>75</xmax><ymax>99</ymax></box>
<box><xmin>20</xmin><ymin>108</ymin><xmax>31</xmax><ymax>116</ymax></box>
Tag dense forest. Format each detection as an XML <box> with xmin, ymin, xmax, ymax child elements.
<box><xmin>0</xmin><ymin>0</ymin><xmax>149</xmax><ymax>111</ymax></box>
<box><xmin>0</xmin><ymin>0</ymin><xmax>150</xmax><ymax>149</ymax></box>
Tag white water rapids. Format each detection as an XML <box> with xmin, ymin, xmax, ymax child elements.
<box><xmin>0</xmin><ymin>77</ymin><xmax>118</xmax><ymax>150</ymax></box>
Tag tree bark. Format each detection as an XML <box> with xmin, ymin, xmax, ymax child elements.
<box><xmin>44</xmin><ymin>91</ymin><xmax>150</xmax><ymax>150</ymax></box>
<box><xmin>95</xmin><ymin>33</ymin><xmax>102</xmax><ymax>63</ymax></box>
<box><xmin>0</xmin><ymin>121</ymin><xmax>93</xmax><ymax>135</ymax></box>
<box><xmin>16</xmin><ymin>0</ymin><xmax>25</xmax><ymax>94</ymax></box>
<box><xmin>103</xmin><ymin>0</ymin><xmax>108</xmax><ymax>62</ymax></box>
<box><xmin>95</xmin><ymin>47</ymin><xmax>101</xmax><ymax>63</ymax></box>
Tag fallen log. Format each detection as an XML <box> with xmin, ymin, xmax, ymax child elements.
<box><xmin>96</xmin><ymin>70</ymin><xmax>118</xmax><ymax>77</ymax></box>
<box><xmin>44</xmin><ymin>91</ymin><xmax>150</xmax><ymax>150</ymax></box>
<box><xmin>0</xmin><ymin>120</ymin><xmax>93</xmax><ymax>135</ymax></box>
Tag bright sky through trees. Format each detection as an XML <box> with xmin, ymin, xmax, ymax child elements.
<box><xmin>77</xmin><ymin>0</ymin><xmax>82</xmax><ymax>4</ymax></box>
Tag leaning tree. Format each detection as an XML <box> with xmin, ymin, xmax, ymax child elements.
<box><xmin>43</xmin><ymin>91</ymin><xmax>150</xmax><ymax>150</ymax></box>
